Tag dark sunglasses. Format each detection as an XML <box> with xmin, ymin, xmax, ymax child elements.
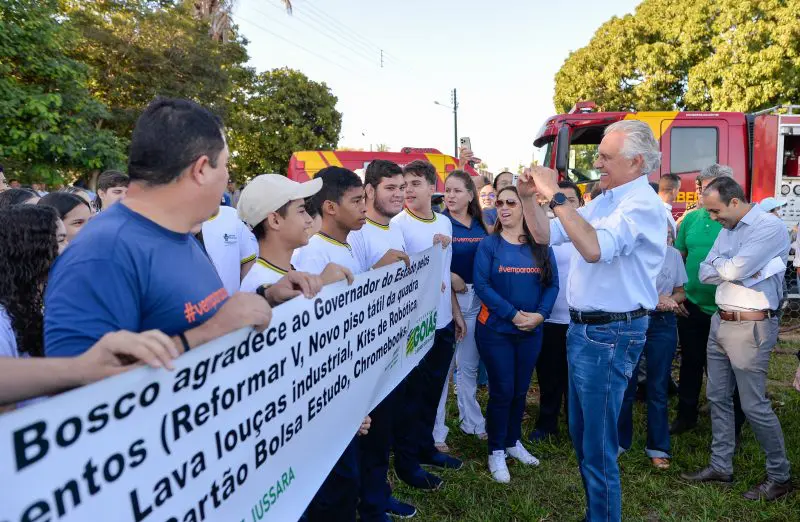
<box><xmin>495</xmin><ymin>199</ymin><xmax>518</xmax><ymax>209</ymax></box>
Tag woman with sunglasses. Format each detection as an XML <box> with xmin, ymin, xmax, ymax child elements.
<box><xmin>440</xmin><ymin>170</ymin><xmax>490</xmax><ymax>446</ymax></box>
<box><xmin>473</xmin><ymin>186</ymin><xmax>558</xmax><ymax>483</ymax></box>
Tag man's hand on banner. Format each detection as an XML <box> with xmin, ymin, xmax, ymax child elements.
<box><xmin>373</xmin><ymin>249</ymin><xmax>411</xmax><ymax>269</ymax></box>
<box><xmin>77</xmin><ymin>330</ymin><xmax>179</xmax><ymax>381</ymax></box>
<box><xmin>267</xmin><ymin>271</ymin><xmax>324</xmax><ymax>304</ymax></box>
<box><xmin>433</xmin><ymin>234</ymin><xmax>451</xmax><ymax>249</ymax></box>
<box><xmin>358</xmin><ymin>415</ymin><xmax>371</xmax><ymax>436</ymax></box>
<box><xmin>207</xmin><ymin>292</ymin><xmax>273</xmax><ymax>335</ymax></box>
<box><xmin>321</xmin><ymin>263</ymin><xmax>355</xmax><ymax>286</ymax></box>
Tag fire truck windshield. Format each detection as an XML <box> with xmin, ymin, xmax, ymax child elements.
<box><xmin>564</xmin><ymin>124</ymin><xmax>605</xmax><ymax>183</ymax></box>
<box><xmin>567</xmin><ymin>143</ymin><xmax>602</xmax><ymax>183</ymax></box>
<box><xmin>532</xmin><ymin>140</ymin><xmax>552</xmax><ymax>168</ymax></box>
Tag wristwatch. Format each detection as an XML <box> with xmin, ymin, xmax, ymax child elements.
<box><xmin>256</xmin><ymin>284</ymin><xmax>272</xmax><ymax>302</ymax></box>
<box><xmin>549</xmin><ymin>192</ymin><xmax>568</xmax><ymax>211</ymax></box>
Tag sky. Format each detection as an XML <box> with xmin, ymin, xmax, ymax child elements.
<box><xmin>232</xmin><ymin>0</ymin><xmax>641</xmax><ymax>172</ymax></box>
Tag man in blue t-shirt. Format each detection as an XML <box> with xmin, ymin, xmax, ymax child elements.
<box><xmin>45</xmin><ymin>98</ymin><xmax>285</xmax><ymax>357</ymax></box>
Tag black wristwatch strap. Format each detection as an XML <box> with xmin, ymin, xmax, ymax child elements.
<box><xmin>256</xmin><ymin>284</ymin><xmax>272</xmax><ymax>302</ymax></box>
<box><xmin>178</xmin><ymin>332</ymin><xmax>191</xmax><ymax>353</ymax></box>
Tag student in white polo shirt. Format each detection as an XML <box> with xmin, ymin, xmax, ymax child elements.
<box><xmin>236</xmin><ymin>173</ymin><xmax>327</xmax><ymax>292</ymax></box>
<box><xmin>293</xmin><ymin>167</ymin><xmax>366</xmax><ymax>277</ymax></box>
<box><xmin>390</xmin><ymin>159</ymin><xmax>466</xmax><ymax>491</ymax></box>
<box><xmin>291</xmin><ymin>166</ymin><xmax>367</xmax><ymax>522</ymax></box>
<box><xmin>346</xmin><ymin>160</ymin><xmax>415</xmax><ymax>520</ymax></box>
<box><xmin>348</xmin><ymin>160</ymin><xmax>409</xmax><ymax>272</ymax></box>
<box><xmin>198</xmin><ymin>205</ymin><xmax>257</xmax><ymax>296</ymax></box>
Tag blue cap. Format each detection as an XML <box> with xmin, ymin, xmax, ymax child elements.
<box><xmin>759</xmin><ymin>197</ymin><xmax>787</xmax><ymax>213</ymax></box>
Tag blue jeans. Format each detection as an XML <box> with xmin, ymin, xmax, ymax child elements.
<box><xmin>476</xmin><ymin>324</ymin><xmax>543</xmax><ymax>453</ymax></box>
<box><xmin>618</xmin><ymin>312</ymin><xmax>677</xmax><ymax>458</ymax></box>
<box><xmin>567</xmin><ymin>317</ymin><xmax>647</xmax><ymax>522</ymax></box>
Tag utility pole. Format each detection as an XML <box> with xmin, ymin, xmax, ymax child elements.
<box><xmin>434</xmin><ymin>88</ymin><xmax>459</xmax><ymax>157</ymax></box>
<box><xmin>451</xmin><ymin>88</ymin><xmax>458</xmax><ymax>157</ymax></box>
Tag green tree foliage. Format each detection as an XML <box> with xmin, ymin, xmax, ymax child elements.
<box><xmin>227</xmin><ymin>68</ymin><xmax>342</xmax><ymax>177</ymax></box>
<box><xmin>554</xmin><ymin>0</ymin><xmax>800</xmax><ymax>113</ymax></box>
<box><xmin>65</xmin><ymin>0</ymin><xmax>251</xmax><ymax>140</ymax></box>
<box><xmin>0</xmin><ymin>0</ymin><xmax>125</xmax><ymax>181</ymax></box>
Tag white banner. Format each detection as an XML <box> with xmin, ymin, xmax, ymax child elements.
<box><xmin>0</xmin><ymin>247</ymin><xmax>443</xmax><ymax>522</ymax></box>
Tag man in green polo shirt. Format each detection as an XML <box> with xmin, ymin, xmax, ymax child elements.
<box><xmin>672</xmin><ymin>164</ymin><xmax>744</xmax><ymax>435</ymax></box>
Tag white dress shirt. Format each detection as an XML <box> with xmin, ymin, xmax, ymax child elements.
<box><xmin>546</xmin><ymin>241</ymin><xmax>576</xmax><ymax>324</ymax></box>
<box><xmin>550</xmin><ymin>175</ymin><xmax>668</xmax><ymax>313</ymax></box>
<box><xmin>664</xmin><ymin>201</ymin><xmax>677</xmax><ymax>238</ymax></box>
<box><xmin>699</xmin><ymin>205</ymin><xmax>790</xmax><ymax>311</ymax></box>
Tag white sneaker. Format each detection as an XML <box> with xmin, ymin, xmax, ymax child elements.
<box><xmin>506</xmin><ymin>440</ymin><xmax>540</xmax><ymax>466</ymax></box>
<box><xmin>488</xmin><ymin>450</ymin><xmax>511</xmax><ymax>483</ymax></box>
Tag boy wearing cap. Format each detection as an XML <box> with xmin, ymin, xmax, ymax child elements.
<box><xmin>237</xmin><ymin>174</ymin><xmax>324</xmax><ymax>292</ymax></box>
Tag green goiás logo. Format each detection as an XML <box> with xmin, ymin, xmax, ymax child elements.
<box><xmin>406</xmin><ymin>311</ymin><xmax>437</xmax><ymax>356</ymax></box>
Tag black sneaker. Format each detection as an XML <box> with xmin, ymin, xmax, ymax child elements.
<box><xmin>396</xmin><ymin>467</ymin><xmax>443</xmax><ymax>491</ymax></box>
<box><xmin>420</xmin><ymin>451</ymin><xmax>463</xmax><ymax>470</ymax></box>
<box><xmin>386</xmin><ymin>496</ymin><xmax>417</xmax><ymax>518</ymax></box>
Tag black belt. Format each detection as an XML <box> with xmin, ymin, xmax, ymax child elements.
<box><xmin>569</xmin><ymin>308</ymin><xmax>649</xmax><ymax>325</ymax></box>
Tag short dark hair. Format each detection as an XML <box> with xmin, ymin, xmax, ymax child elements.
<box><xmin>704</xmin><ymin>176</ymin><xmax>746</xmax><ymax>205</ymax></box>
<box><xmin>253</xmin><ymin>201</ymin><xmax>290</xmax><ymax>241</ymax></box>
<box><xmin>480</xmin><ymin>175</ymin><xmax>491</xmax><ymax>186</ymax></box>
<box><xmin>308</xmin><ymin>167</ymin><xmax>363</xmax><ymax>215</ymax></box>
<box><xmin>38</xmin><ymin>192</ymin><xmax>91</xmax><ymax>219</ymax></box>
<box><xmin>403</xmin><ymin>160</ymin><xmax>437</xmax><ymax>186</ymax></box>
<box><xmin>493</xmin><ymin>171</ymin><xmax>513</xmax><ymax>190</ymax></box>
<box><xmin>97</xmin><ymin>170</ymin><xmax>130</xmax><ymax>192</ymax></box>
<box><xmin>557</xmin><ymin>180</ymin><xmax>583</xmax><ymax>206</ymax></box>
<box><xmin>305</xmin><ymin>197</ymin><xmax>319</xmax><ymax>218</ymax></box>
<box><xmin>365</xmin><ymin>160</ymin><xmax>403</xmax><ymax>189</ymax></box>
<box><xmin>128</xmin><ymin>97</ymin><xmax>225</xmax><ymax>186</ymax></box>
<box><xmin>659</xmin><ymin>173</ymin><xmax>681</xmax><ymax>192</ymax></box>
<box><xmin>0</xmin><ymin>188</ymin><xmax>39</xmax><ymax>208</ymax></box>
<box><xmin>589</xmin><ymin>183</ymin><xmax>602</xmax><ymax>199</ymax></box>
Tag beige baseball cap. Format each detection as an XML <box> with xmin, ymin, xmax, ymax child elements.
<box><xmin>237</xmin><ymin>174</ymin><xmax>323</xmax><ymax>228</ymax></box>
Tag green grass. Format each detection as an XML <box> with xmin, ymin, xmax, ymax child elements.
<box><xmin>391</xmin><ymin>343</ymin><xmax>800</xmax><ymax>521</ymax></box>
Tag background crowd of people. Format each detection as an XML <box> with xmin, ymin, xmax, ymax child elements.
<box><xmin>1</xmin><ymin>98</ymin><xmax>799</xmax><ymax>522</ymax></box>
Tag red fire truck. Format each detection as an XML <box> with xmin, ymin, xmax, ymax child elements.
<box><xmin>533</xmin><ymin>102</ymin><xmax>800</xmax><ymax>227</ymax></box>
<box><xmin>287</xmin><ymin>147</ymin><xmax>479</xmax><ymax>193</ymax></box>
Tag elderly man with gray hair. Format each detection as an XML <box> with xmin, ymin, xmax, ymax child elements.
<box><xmin>519</xmin><ymin>120</ymin><xmax>667</xmax><ymax>522</ymax></box>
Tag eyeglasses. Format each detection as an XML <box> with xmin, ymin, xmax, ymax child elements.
<box><xmin>480</xmin><ymin>193</ymin><xmax>496</xmax><ymax>200</ymax></box>
<box><xmin>495</xmin><ymin>199</ymin><xmax>518</xmax><ymax>208</ymax></box>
